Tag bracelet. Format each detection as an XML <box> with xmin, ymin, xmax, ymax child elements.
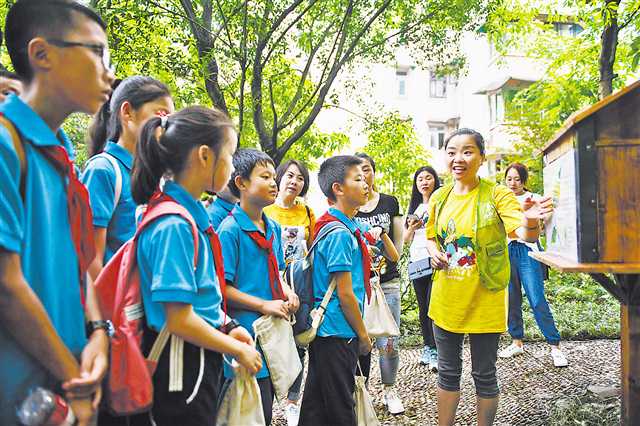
<box><xmin>219</xmin><ymin>319</ymin><xmax>240</xmax><ymax>335</ymax></box>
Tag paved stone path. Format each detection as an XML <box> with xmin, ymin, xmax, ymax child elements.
<box><xmin>272</xmin><ymin>339</ymin><xmax>620</xmax><ymax>425</ymax></box>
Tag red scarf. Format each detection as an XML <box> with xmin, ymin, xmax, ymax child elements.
<box><xmin>205</xmin><ymin>226</ymin><xmax>228</xmax><ymax>318</ymax></box>
<box><xmin>39</xmin><ymin>145</ymin><xmax>95</xmax><ymax>306</ymax></box>
<box><xmin>245</xmin><ymin>230</ymin><xmax>286</xmax><ymax>301</ymax></box>
<box><xmin>314</xmin><ymin>212</ymin><xmax>372</xmax><ymax>300</ymax></box>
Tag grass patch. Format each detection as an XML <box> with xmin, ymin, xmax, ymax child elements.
<box><xmin>549</xmin><ymin>394</ymin><xmax>620</xmax><ymax>425</ymax></box>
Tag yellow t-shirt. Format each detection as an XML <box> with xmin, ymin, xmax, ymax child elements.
<box><xmin>425</xmin><ymin>184</ymin><xmax>522</xmax><ymax>334</ymax></box>
<box><xmin>264</xmin><ymin>199</ymin><xmax>316</xmax><ymax>264</ymax></box>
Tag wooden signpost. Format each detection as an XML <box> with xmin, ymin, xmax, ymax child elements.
<box><xmin>530</xmin><ymin>79</ymin><xmax>640</xmax><ymax>425</ymax></box>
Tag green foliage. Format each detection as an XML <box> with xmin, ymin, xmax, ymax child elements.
<box><xmin>485</xmin><ymin>0</ymin><xmax>640</xmax><ymax>179</ymax></box>
<box><xmin>362</xmin><ymin>112</ymin><xmax>430</xmax><ymax>210</ymax></box>
<box><xmin>62</xmin><ymin>114</ymin><xmax>91</xmax><ymax>168</ymax></box>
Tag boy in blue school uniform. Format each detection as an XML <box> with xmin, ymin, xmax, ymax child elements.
<box><xmin>0</xmin><ymin>2</ymin><xmax>115</xmax><ymax>425</ymax></box>
<box><xmin>206</xmin><ymin>183</ymin><xmax>238</xmax><ymax>230</ymax></box>
<box><xmin>218</xmin><ymin>149</ymin><xmax>299</xmax><ymax>425</ymax></box>
<box><xmin>299</xmin><ymin>155</ymin><xmax>373</xmax><ymax>426</ymax></box>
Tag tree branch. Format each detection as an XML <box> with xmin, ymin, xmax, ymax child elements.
<box><xmin>269</xmin><ymin>79</ymin><xmax>278</xmax><ymax>146</ymax></box>
<box><xmin>275</xmin><ymin>0</ymin><xmax>394</xmax><ymax>162</ymax></box>
<box><xmin>277</xmin><ymin>22</ymin><xmax>332</xmax><ymax>129</ymax></box>
<box><xmin>261</xmin><ymin>0</ymin><xmax>320</xmax><ymax>67</ymax></box>
<box><xmin>619</xmin><ymin>3</ymin><xmax>640</xmax><ymax>30</ymax></box>
<box><xmin>179</xmin><ymin>0</ymin><xmax>228</xmax><ymax>112</ymax></box>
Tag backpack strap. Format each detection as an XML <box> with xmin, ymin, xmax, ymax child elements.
<box><xmin>0</xmin><ymin>114</ymin><xmax>26</xmax><ymax>195</ymax></box>
<box><xmin>134</xmin><ymin>200</ymin><xmax>201</xmax><ymax>392</ymax></box>
<box><xmin>306</xmin><ymin>221</ymin><xmax>349</xmax><ymax>257</ymax></box>
<box><xmin>102</xmin><ymin>152</ymin><xmax>123</xmax><ymax>209</ymax></box>
<box><xmin>136</xmin><ymin>200</ymin><xmax>200</xmax><ymax>266</ymax></box>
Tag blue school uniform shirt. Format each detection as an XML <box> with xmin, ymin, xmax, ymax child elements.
<box><xmin>81</xmin><ymin>141</ymin><xmax>136</xmax><ymax>262</ymax></box>
<box><xmin>314</xmin><ymin>208</ymin><xmax>366</xmax><ymax>339</ymax></box>
<box><xmin>136</xmin><ymin>181</ymin><xmax>226</xmax><ymax>332</ymax></box>
<box><xmin>206</xmin><ymin>196</ymin><xmax>235</xmax><ymax>230</ymax></box>
<box><xmin>0</xmin><ymin>95</ymin><xmax>86</xmax><ymax>425</ymax></box>
<box><xmin>218</xmin><ymin>205</ymin><xmax>285</xmax><ymax>379</ymax></box>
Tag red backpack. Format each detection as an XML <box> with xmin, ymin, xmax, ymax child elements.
<box><xmin>93</xmin><ymin>199</ymin><xmax>199</xmax><ymax>415</ymax></box>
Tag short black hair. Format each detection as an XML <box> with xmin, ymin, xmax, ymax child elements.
<box><xmin>354</xmin><ymin>152</ymin><xmax>376</xmax><ymax>173</ymax></box>
<box><xmin>276</xmin><ymin>159</ymin><xmax>310</xmax><ymax>197</ymax></box>
<box><xmin>318</xmin><ymin>155</ymin><xmax>363</xmax><ymax>202</ymax></box>
<box><xmin>0</xmin><ymin>69</ymin><xmax>21</xmax><ymax>81</ymax></box>
<box><xmin>5</xmin><ymin>1</ymin><xmax>106</xmax><ymax>81</ymax></box>
<box><xmin>228</xmin><ymin>148</ymin><xmax>276</xmax><ymax>198</ymax></box>
<box><xmin>443</xmin><ymin>128</ymin><xmax>485</xmax><ymax>155</ymax></box>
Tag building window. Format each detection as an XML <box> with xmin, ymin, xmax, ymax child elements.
<box><xmin>429</xmin><ymin>73</ymin><xmax>447</xmax><ymax>98</ymax></box>
<box><xmin>428</xmin><ymin>125</ymin><xmax>446</xmax><ymax>149</ymax></box>
<box><xmin>553</xmin><ymin>22</ymin><xmax>583</xmax><ymax>37</ymax></box>
<box><xmin>396</xmin><ymin>70</ymin><xmax>408</xmax><ymax>97</ymax></box>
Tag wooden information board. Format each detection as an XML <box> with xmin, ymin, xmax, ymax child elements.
<box><xmin>536</xmin><ymin>79</ymin><xmax>640</xmax><ymax>426</ymax></box>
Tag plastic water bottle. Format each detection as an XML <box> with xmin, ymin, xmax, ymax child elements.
<box><xmin>17</xmin><ymin>387</ymin><xmax>76</xmax><ymax>426</ymax></box>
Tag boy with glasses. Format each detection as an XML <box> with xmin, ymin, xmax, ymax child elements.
<box><xmin>0</xmin><ymin>1</ymin><xmax>115</xmax><ymax>425</ymax></box>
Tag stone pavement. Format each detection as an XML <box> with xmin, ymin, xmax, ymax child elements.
<box><xmin>272</xmin><ymin>339</ymin><xmax>620</xmax><ymax>425</ymax></box>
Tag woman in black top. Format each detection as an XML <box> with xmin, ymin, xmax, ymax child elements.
<box><xmin>403</xmin><ymin>166</ymin><xmax>440</xmax><ymax>371</ymax></box>
<box><xmin>354</xmin><ymin>152</ymin><xmax>405</xmax><ymax>416</ymax></box>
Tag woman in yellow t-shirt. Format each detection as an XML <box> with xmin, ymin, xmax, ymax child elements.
<box><xmin>263</xmin><ymin>159</ymin><xmax>315</xmax><ymax>424</ymax></box>
<box><xmin>425</xmin><ymin>129</ymin><xmax>553</xmax><ymax>426</ymax></box>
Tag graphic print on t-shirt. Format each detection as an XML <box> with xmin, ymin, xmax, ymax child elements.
<box><xmin>437</xmin><ymin>218</ymin><xmax>476</xmax><ymax>279</ymax></box>
<box><xmin>282</xmin><ymin>225</ymin><xmax>307</xmax><ymax>264</ymax></box>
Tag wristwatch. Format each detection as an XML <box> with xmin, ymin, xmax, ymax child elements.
<box><xmin>86</xmin><ymin>320</ymin><xmax>115</xmax><ymax>338</ymax></box>
<box><xmin>219</xmin><ymin>319</ymin><xmax>240</xmax><ymax>335</ymax></box>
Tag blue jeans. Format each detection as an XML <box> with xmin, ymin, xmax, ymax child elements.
<box><xmin>507</xmin><ymin>241</ymin><xmax>561</xmax><ymax>345</ymax></box>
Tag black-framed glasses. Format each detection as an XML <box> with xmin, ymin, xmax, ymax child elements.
<box><xmin>46</xmin><ymin>39</ymin><xmax>115</xmax><ymax>73</ymax></box>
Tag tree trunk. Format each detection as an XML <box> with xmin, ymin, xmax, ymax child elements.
<box><xmin>599</xmin><ymin>0</ymin><xmax>621</xmax><ymax>99</ymax></box>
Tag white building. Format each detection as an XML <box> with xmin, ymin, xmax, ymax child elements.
<box><xmin>314</xmin><ymin>21</ymin><xmax>582</xmax><ymax>176</ymax></box>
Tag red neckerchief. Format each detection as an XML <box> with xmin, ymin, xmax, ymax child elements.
<box><xmin>244</xmin><ymin>230</ymin><xmax>286</xmax><ymax>300</ymax></box>
<box><xmin>314</xmin><ymin>212</ymin><xmax>372</xmax><ymax>300</ymax></box>
<box><xmin>39</xmin><ymin>145</ymin><xmax>95</xmax><ymax>306</ymax></box>
<box><xmin>205</xmin><ymin>226</ymin><xmax>228</xmax><ymax>320</ymax></box>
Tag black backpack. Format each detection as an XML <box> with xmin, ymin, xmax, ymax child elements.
<box><xmin>285</xmin><ymin>221</ymin><xmax>348</xmax><ymax>336</ymax></box>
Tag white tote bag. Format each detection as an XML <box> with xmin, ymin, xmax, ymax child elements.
<box><xmin>253</xmin><ymin>314</ymin><xmax>302</xmax><ymax>401</ymax></box>
<box><xmin>217</xmin><ymin>363</ymin><xmax>265</xmax><ymax>426</ymax></box>
<box><xmin>363</xmin><ymin>276</ymin><xmax>400</xmax><ymax>338</ymax></box>
<box><xmin>354</xmin><ymin>364</ymin><xmax>380</xmax><ymax>426</ymax></box>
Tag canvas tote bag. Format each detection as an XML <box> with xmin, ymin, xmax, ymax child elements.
<box><xmin>217</xmin><ymin>362</ymin><xmax>265</xmax><ymax>426</ymax></box>
<box><xmin>253</xmin><ymin>314</ymin><xmax>302</xmax><ymax>400</ymax></box>
<box><xmin>354</xmin><ymin>363</ymin><xmax>380</xmax><ymax>426</ymax></box>
<box><xmin>363</xmin><ymin>274</ymin><xmax>400</xmax><ymax>338</ymax></box>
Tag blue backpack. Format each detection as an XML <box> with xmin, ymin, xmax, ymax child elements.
<box><xmin>285</xmin><ymin>221</ymin><xmax>348</xmax><ymax>336</ymax></box>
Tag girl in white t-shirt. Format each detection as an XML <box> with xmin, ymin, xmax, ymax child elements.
<box><xmin>403</xmin><ymin>166</ymin><xmax>440</xmax><ymax>370</ymax></box>
<box><xmin>498</xmin><ymin>163</ymin><xmax>568</xmax><ymax>368</ymax></box>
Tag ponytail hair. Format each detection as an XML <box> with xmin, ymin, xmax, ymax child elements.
<box><xmin>131</xmin><ymin>106</ymin><xmax>236</xmax><ymax>204</ymax></box>
<box><xmin>88</xmin><ymin>76</ymin><xmax>170</xmax><ymax>157</ymax></box>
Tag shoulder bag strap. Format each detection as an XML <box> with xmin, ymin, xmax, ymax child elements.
<box><xmin>0</xmin><ymin>115</ymin><xmax>26</xmax><ymax>195</ymax></box>
<box><xmin>103</xmin><ymin>152</ymin><xmax>123</xmax><ymax>208</ymax></box>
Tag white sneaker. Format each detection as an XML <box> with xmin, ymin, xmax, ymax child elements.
<box><xmin>498</xmin><ymin>343</ymin><xmax>524</xmax><ymax>358</ymax></box>
<box><xmin>551</xmin><ymin>347</ymin><xmax>568</xmax><ymax>367</ymax></box>
<box><xmin>383</xmin><ymin>387</ymin><xmax>405</xmax><ymax>415</ymax></box>
<box><xmin>284</xmin><ymin>402</ymin><xmax>301</xmax><ymax>426</ymax></box>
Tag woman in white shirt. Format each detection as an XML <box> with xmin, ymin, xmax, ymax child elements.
<box><xmin>498</xmin><ymin>163</ymin><xmax>568</xmax><ymax>367</ymax></box>
<box><xmin>403</xmin><ymin>166</ymin><xmax>440</xmax><ymax>371</ymax></box>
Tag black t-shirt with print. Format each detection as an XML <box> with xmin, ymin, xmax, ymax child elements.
<box><xmin>354</xmin><ymin>193</ymin><xmax>401</xmax><ymax>283</ymax></box>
